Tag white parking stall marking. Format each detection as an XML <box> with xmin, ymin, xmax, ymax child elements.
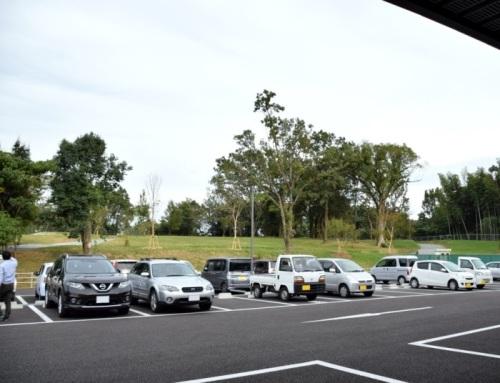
<box><xmin>232</xmin><ymin>296</ymin><xmax>297</xmax><ymax>306</ymax></box>
<box><xmin>410</xmin><ymin>324</ymin><xmax>500</xmax><ymax>360</ymax></box>
<box><xmin>211</xmin><ymin>305</ymin><xmax>233</xmax><ymax>311</ymax></box>
<box><xmin>129</xmin><ymin>308</ymin><xmax>151</xmax><ymax>316</ymax></box>
<box><xmin>175</xmin><ymin>360</ymin><xmax>407</xmax><ymax>383</ymax></box>
<box><xmin>16</xmin><ymin>295</ymin><xmax>53</xmax><ymax>323</ymax></box>
<box><xmin>302</xmin><ymin>306</ymin><xmax>433</xmax><ymax>324</ymax></box>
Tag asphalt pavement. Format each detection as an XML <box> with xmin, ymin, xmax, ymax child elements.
<box><xmin>2</xmin><ymin>283</ymin><xmax>500</xmax><ymax>383</ymax></box>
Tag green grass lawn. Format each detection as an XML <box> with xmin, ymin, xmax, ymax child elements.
<box><xmin>13</xmin><ymin>235</ymin><xmax>418</xmax><ymax>273</ymax></box>
<box><xmin>426</xmin><ymin>240</ymin><xmax>500</xmax><ymax>254</ymax></box>
<box><xmin>20</xmin><ymin>232</ymin><xmax>76</xmax><ymax>245</ymax></box>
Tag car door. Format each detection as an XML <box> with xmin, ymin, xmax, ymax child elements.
<box><xmin>35</xmin><ymin>264</ymin><xmax>45</xmax><ymax>296</ymax></box>
<box><xmin>372</xmin><ymin>259</ymin><xmax>389</xmax><ymax>281</ymax></box>
<box><xmin>429</xmin><ymin>262</ymin><xmax>448</xmax><ymax>287</ymax></box>
<box><xmin>128</xmin><ymin>263</ymin><xmax>141</xmax><ymax>296</ymax></box>
<box><xmin>277</xmin><ymin>257</ymin><xmax>294</xmax><ymax>292</ymax></box>
<box><xmin>202</xmin><ymin>260</ymin><xmax>217</xmax><ymax>287</ymax></box>
<box><xmin>415</xmin><ymin>262</ymin><xmax>429</xmax><ymax>285</ymax></box>
<box><xmin>48</xmin><ymin>258</ymin><xmax>63</xmax><ymax>300</ymax></box>
<box><xmin>489</xmin><ymin>263</ymin><xmax>500</xmax><ymax>279</ymax></box>
<box><xmin>320</xmin><ymin>260</ymin><xmax>335</xmax><ymax>292</ymax></box>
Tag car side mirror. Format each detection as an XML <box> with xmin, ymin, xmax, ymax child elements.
<box><xmin>116</xmin><ymin>269</ymin><xmax>121</xmax><ymax>273</ymax></box>
<box><xmin>34</xmin><ymin>271</ymin><xmax>40</xmax><ymax>276</ymax></box>
<box><xmin>440</xmin><ymin>268</ymin><xmax>448</xmax><ymax>273</ymax></box>
<box><xmin>203</xmin><ymin>267</ymin><xmax>208</xmax><ymax>272</ymax></box>
<box><xmin>140</xmin><ymin>272</ymin><xmax>150</xmax><ymax>277</ymax></box>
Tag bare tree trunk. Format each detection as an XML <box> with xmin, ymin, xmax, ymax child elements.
<box><xmin>81</xmin><ymin>222</ymin><xmax>92</xmax><ymax>254</ymax></box>
<box><xmin>323</xmin><ymin>200</ymin><xmax>329</xmax><ymax>243</ymax></box>
<box><xmin>376</xmin><ymin>205</ymin><xmax>386</xmax><ymax>247</ymax></box>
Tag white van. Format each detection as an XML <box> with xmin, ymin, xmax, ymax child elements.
<box><xmin>457</xmin><ymin>257</ymin><xmax>492</xmax><ymax>289</ymax></box>
<box><xmin>409</xmin><ymin>260</ymin><xmax>474</xmax><ymax>290</ymax></box>
<box><xmin>370</xmin><ymin>255</ymin><xmax>418</xmax><ymax>285</ymax></box>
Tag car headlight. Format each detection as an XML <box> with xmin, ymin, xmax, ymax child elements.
<box><xmin>205</xmin><ymin>284</ymin><xmax>214</xmax><ymax>291</ymax></box>
<box><xmin>160</xmin><ymin>285</ymin><xmax>179</xmax><ymax>292</ymax></box>
<box><xmin>67</xmin><ymin>282</ymin><xmax>85</xmax><ymax>290</ymax></box>
<box><xmin>119</xmin><ymin>281</ymin><xmax>130</xmax><ymax>288</ymax></box>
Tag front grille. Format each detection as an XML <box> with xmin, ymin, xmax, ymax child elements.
<box><xmin>182</xmin><ymin>286</ymin><xmax>203</xmax><ymax>293</ymax></box>
<box><xmin>70</xmin><ymin>292</ymin><xmax>129</xmax><ymax>306</ymax></box>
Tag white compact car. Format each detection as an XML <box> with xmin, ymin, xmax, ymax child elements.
<box><xmin>486</xmin><ymin>262</ymin><xmax>500</xmax><ymax>281</ymax></box>
<box><xmin>409</xmin><ymin>260</ymin><xmax>474</xmax><ymax>291</ymax></box>
<box><xmin>34</xmin><ymin>262</ymin><xmax>54</xmax><ymax>299</ymax></box>
<box><xmin>457</xmin><ymin>257</ymin><xmax>492</xmax><ymax>289</ymax></box>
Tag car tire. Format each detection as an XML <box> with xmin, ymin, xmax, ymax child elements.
<box><xmin>448</xmin><ymin>280</ymin><xmax>459</xmax><ymax>291</ymax></box>
<box><xmin>252</xmin><ymin>284</ymin><xmax>263</xmax><ymax>299</ymax></box>
<box><xmin>363</xmin><ymin>291</ymin><xmax>374</xmax><ymax>297</ymax></box>
<box><xmin>118</xmin><ymin>307</ymin><xmax>129</xmax><ymax>315</ymax></box>
<box><xmin>410</xmin><ymin>278</ymin><xmax>419</xmax><ymax>289</ymax></box>
<box><xmin>45</xmin><ymin>288</ymin><xmax>56</xmax><ymax>308</ymax></box>
<box><xmin>339</xmin><ymin>284</ymin><xmax>350</xmax><ymax>298</ymax></box>
<box><xmin>306</xmin><ymin>294</ymin><xmax>317</xmax><ymax>301</ymax></box>
<box><xmin>149</xmin><ymin>290</ymin><xmax>161</xmax><ymax>313</ymax></box>
<box><xmin>397</xmin><ymin>276</ymin><xmax>406</xmax><ymax>285</ymax></box>
<box><xmin>57</xmin><ymin>292</ymin><xmax>69</xmax><ymax>318</ymax></box>
<box><xmin>279</xmin><ymin>287</ymin><xmax>290</xmax><ymax>301</ymax></box>
<box><xmin>199</xmin><ymin>301</ymin><xmax>212</xmax><ymax>311</ymax></box>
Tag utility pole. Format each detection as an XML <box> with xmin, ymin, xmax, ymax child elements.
<box><xmin>250</xmin><ymin>187</ymin><xmax>255</xmax><ymax>260</ymax></box>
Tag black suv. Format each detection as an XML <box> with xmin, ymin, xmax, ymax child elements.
<box><xmin>45</xmin><ymin>254</ymin><xmax>131</xmax><ymax>317</ymax></box>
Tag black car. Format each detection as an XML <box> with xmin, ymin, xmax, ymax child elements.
<box><xmin>45</xmin><ymin>254</ymin><xmax>131</xmax><ymax>317</ymax></box>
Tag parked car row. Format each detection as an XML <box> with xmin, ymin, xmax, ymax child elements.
<box><xmin>35</xmin><ymin>252</ymin><xmax>498</xmax><ymax>317</ymax></box>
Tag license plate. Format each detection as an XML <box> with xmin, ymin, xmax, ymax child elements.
<box><xmin>465</xmin><ymin>283</ymin><xmax>473</xmax><ymax>288</ymax></box>
<box><xmin>188</xmin><ymin>294</ymin><xmax>200</xmax><ymax>302</ymax></box>
<box><xmin>96</xmin><ymin>295</ymin><xmax>109</xmax><ymax>304</ymax></box>
<box><xmin>360</xmin><ymin>284</ymin><xmax>367</xmax><ymax>291</ymax></box>
<box><xmin>238</xmin><ymin>276</ymin><xmax>247</xmax><ymax>281</ymax></box>
<box><xmin>302</xmin><ymin>284</ymin><xmax>311</xmax><ymax>291</ymax></box>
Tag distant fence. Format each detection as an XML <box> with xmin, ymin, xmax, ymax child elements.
<box><xmin>414</xmin><ymin>234</ymin><xmax>500</xmax><ymax>241</ymax></box>
<box><xmin>16</xmin><ymin>272</ymin><xmax>37</xmax><ymax>288</ymax></box>
<box><xmin>417</xmin><ymin>254</ymin><xmax>500</xmax><ymax>264</ymax></box>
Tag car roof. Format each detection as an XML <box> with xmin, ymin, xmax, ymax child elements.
<box><xmin>382</xmin><ymin>255</ymin><xmax>417</xmax><ymax>259</ymax></box>
<box><xmin>64</xmin><ymin>254</ymin><xmax>107</xmax><ymax>260</ymax></box>
<box><xmin>112</xmin><ymin>259</ymin><xmax>138</xmax><ymax>263</ymax></box>
<box><xmin>206</xmin><ymin>257</ymin><xmax>251</xmax><ymax>261</ymax></box>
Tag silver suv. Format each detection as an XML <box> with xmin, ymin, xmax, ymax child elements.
<box><xmin>370</xmin><ymin>255</ymin><xmax>418</xmax><ymax>285</ymax></box>
<box><xmin>128</xmin><ymin>259</ymin><xmax>214</xmax><ymax>312</ymax></box>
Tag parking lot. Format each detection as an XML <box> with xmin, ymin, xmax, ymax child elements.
<box><xmin>2</xmin><ymin>282</ymin><xmax>500</xmax><ymax>382</ymax></box>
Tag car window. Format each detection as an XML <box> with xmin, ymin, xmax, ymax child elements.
<box><xmin>386</xmin><ymin>259</ymin><xmax>397</xmax><ymax>267</ymax></box>
<box><xmin>460</xmin><ymin>260</ymin><xmax>473</xmax><ymax>270</ymax></box>
<box><xmin>206</xmin><ymin>260</ymin><xmax>215</xmax><ymax>272</ymax></box>
<box><xmin>430</xmin><ymin>263</ymin><xmax>444</xmax><ymax>272</ymax></box>
<box><xmin>376</xmin><ymin>259</ymin><xmax>387</xmax><ymax>267</ymax></box>
<box><xmin>417</xmin><ymin>262</ymin><xmax>429</xmax><ymax>270</ymax></box>
<box><xmin>229</xmin><ymin>260</ymin><xmax>251</xmax><ymax>272</ymax></box>
<box><xmin>152</xmin><ymin>263</ymin><xmax>196</xmax><ymax>277</ymax></box>
<box><xmin>409</xmin><ymin>259</ymin><xmax>416</xmax><ymax>267</ymax></box>
<box><xmin>279</xmin><ymin>258</ymin><xmax>292</xmax><ymax>272</ymax></box>
<box><xmin>53</xmin><ymin>258</ymin><xmax>63</xmax><ymax>273</ymax></box>
<box><xmin>320</xmin><ymin>260</ymin><xmax>333</xmax><ymax>272</ymax></box>
<box><xmin>215</xmin><ymin>260</ymin><xmax>226</xmax><ymax>272</ymax></box>
<box><xmin>399</xmin><ymin>258</ymin><xmax>408</xmax><ymax>267</ymax></box>
<box><xmin>65</xmin><ymin>259</ymin><xmax>115</xmax><ymax>274</ymax></box>
<box><xmin>38</xmin><ymin>265</ymin><xmax>44</xmax><ymax>274</ymax></box>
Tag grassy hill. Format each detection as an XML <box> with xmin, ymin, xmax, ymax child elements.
<box><xmin>15</xmin><ymin>235</ymin><xmax>419</xmax><ymax>273</ymax></box>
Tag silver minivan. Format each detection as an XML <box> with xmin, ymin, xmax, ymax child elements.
<box><xmin>370</xmin><ymin>255</ymin><xmax>418</xmax><ymax>285</ymax></box>
<box><xmin>201</xmin><ymin>258</ymin><xmax>251</xmax><ymax>292</ymax></box>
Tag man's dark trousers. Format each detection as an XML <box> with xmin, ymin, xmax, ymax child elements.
<box><xmin>0</xmin><ymin>283</ymin><xmax>14</xmax><ymax>319</ymax></box>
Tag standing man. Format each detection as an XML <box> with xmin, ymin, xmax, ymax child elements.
<box><xmin>0</xmin><ymin>250</ymin><xmax>18</xmax><ymax>321</ymax></box>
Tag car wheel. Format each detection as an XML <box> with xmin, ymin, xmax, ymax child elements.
<box><xmin>279</xmin><ymin>287</ymin><xmax>290</xmax><ymax>301</ymax></box>
<box><xmin>410</xmin><ymin>278</ymin><xmax>419</xmax><ymax>289</ymax></box>
<box><xmin>339</xmin><ymin>284</ymin><xmax>350</xmax><ymax>298</ymax></box>
<box><xmin>149</xmin><ymin>290</ymin><xmax>161</xmax><ymax>313</ymax></box>
<box><xmin>448</xmin><ymin>280</ymin><xmax>459</xmax><ymax>291</ymax></box>
<box><xmin>118</xmin><ymin>307</ymin><xmax>129</xmax><ymax>315</ymax></box>
<box><xmin>363</xmin><ymin>291</ymin><xmax>374</xmax><ymax>297</ymax></box>
<box><xmin>252</xmin><ymin>284</ymin><xmax>263</xmax><ymax>299</ymax></box>
<box><xmin>45</xmin><ymin>288</ymin><xmax>56</xmax><ymax>308</ymax></box>
<box><xmin>306</xmin><ymin>294</ymin><xmax>317</xmax><ymax>301</ymax></box>
<box><xmin>199</xmin><ymin>301</ymin><xmax>212</xmax><ymax>311</ymax></box>
<box><xmin>57</xmin><ymin>292</ymin><xmax>69</xmax><ymax>318</ymax></box>
<box><xmin>220</xmin><ymin>282</ymin><xmax>228</xmax><ymax>293</ymax></box>
<box><xmin>477</xmin><ymin>285</ymin><xmax>485</xmax><ymax>289</ymax></box>
<box><xmin>397</xmin><ymin>276</ymin><xmax>406</xmax><ymax>285</ymax></box>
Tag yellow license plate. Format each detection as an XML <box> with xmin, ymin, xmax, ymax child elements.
<box><xmin>465</xmin><ymin>283</ymin><xmax>473</xmax><ymax>288</ymax></box>
<box><xmin>302</xmin><ymin>284</ymin><xmax>311</xmax><ymax>291</ymax></box>
<box><xmin>360</xmin><ymin>284</ymin><xmax>367</xmax><ymax>291</ymax></box>
<box><xmin>238</xmin><ymin>276</ymin><xmax>247</xmax><ymax>281</ymax></box>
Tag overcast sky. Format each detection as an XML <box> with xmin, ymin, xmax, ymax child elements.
<box><xmin>1</xmin><ymin>0</ymin><xmax>499</xmax><ymax>219</ymax></box>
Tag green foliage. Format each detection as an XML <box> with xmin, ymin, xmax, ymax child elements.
<box><xmin>327</xmin><ymin>218</ymin><xmax>357</xmax><ymax>241</ymax></box>
<box><xmin>50</xmin><ymin>132</ymin><xmax>131</xmax><ymax>252</ymax></box>
<box><xmin>158</xmin><ymin>199</ymin><xmax>204</xmax><ymax>235</ymax></box>
<box><xmin>0</xmin><ymin>212</ymin><xmax>22</xmax><ymax>248</ymax></box>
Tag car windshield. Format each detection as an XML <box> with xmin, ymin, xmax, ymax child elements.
<box><xmin>229</xmin><ymin>260</ymin><xmax>251</xmax><ymax>272</ymax></box>
<box><xmin>442</xmin><ymin>261</ymin><xmax>461</xmax><ymax>272</ymax></box>
<box><xmin>151</xmin><ymin>263</ymin><xmax>196</xmax><ymax>277</ymax></box>
<box><xmin>293</xmin><ymin>257</ymin><xmax>323</xmax><ymax>272</ymax></box>
<box><xmin>471</xmin><ymin>259</ymin><xmax>487</xmax><ymax>270</ymax></box>
<box><xmin>66</xmin><ymin>259</ymin><xmax>115</xmax><ymax>274</ymax></box>
<box><xmin>336</xmin><ymin>259</ymin><xmax>365</xmax><ymax>272</ymax></box>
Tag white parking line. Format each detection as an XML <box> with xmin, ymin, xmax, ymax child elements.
<box><xmin>17</xmin><ymin>296</ymin><xmax>53</xmax><ymax>323</ymax></box>
<box><xmin>232</xmin><ymin>296</ymin><xmax>297</xmax><ymax>306</ymax></box>
<box><xmin>175</xmin><ymin>359</ymin><xmax>407</xmax><ymax>383</ymax></box>
<box><xmin>410</xmin><ymin>324</ymin><xmax>500</xmax><ymax>359</ymax></box>
<box><xmin>302</xmin><ymin>306</ymin><xmax>433</xmax><ymax>324</ymax></box>
<box><xmin>211</xmin><ymin>305</ymin><xmax>233</xmax><ymax>312</ymax></box>
<box><xmin>129</xmin><ymin>308</ymin><xmax>151</xmax><ymax>316</ymax></box>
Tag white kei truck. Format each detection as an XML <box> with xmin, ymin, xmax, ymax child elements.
<box><xmin>249</xmin><ymin>255</ymin><xmax>326</xmax><ymax>301</ymax></box>
<box><xmin>457</xmin><ymin>256</ymin><xmax>493</xmax><ymax>289</ymax></box>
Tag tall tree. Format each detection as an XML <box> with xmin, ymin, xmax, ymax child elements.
<box><xmin>350</xmin><ymin>143</ymin><xmax>420</xmax><ymax>247</ymax></box>
<box><xmin>228</xmin><ymin>90</ymin><xmax>317</xmax><ymax>252</ymax></box>
<box><xmin>50</xmin><ymin>133</ymin><xmax>131</xmax><ymax>253</ymax></box>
